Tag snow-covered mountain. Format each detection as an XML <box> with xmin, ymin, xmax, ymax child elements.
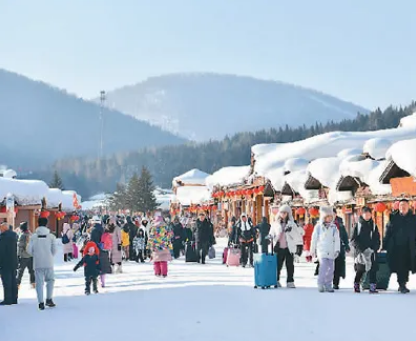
<box><xmin>102</xmin><ymin>73</ymin><xmax>369</xmax><ymax>141</ymax></box>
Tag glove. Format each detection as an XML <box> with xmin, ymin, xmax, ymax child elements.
<box><xmin>117</xmin><ymin>244</ymin><xmax>122</xmax><ymax>251</ymax></box>
<box><xmin>334</xmin><ymin>251</ymin><xmax>340</xmax><ymax>258</ymax></box>
<box><xmin>284</xmin><ymin>226</ymin><xmax>292</xmax><ymax>233</ymax></box>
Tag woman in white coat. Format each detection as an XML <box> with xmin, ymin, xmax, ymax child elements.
<box><xmin>62</xmin><ymin>223</ymin><xmax>74</xmax><ymax>262</ymax></box>
<box><xmin>269</xmin><ymin>204</ymin><xmax>304</xmax><ymax>288</ymax></box>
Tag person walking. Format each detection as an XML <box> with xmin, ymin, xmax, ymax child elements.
<box><xmin>108</xmin><ymin>217</ymin><xmax>123</xmax><ymax>273</ymax></box>
<box><xmin>0</xmin><ymin>222</ymin><xmax>18</xmax><ymax>305</ymax></box>
<box><xmin>310</xmin><ymin>206</ymin><xmax>340</xmax><ymax>293</ymax></box>
<box><xmin>148</xmin><ymin>215</ymin><xmax>173</xmax><ymax>277</ymax></box>
<box><xmin>125</xmin><ymin>216</ymin><xmax>137</xmax><ymax>261</ymax></box>
<box><xmin>269</xmin><ymin>204</ymin><xmax>304</xmax><ymax>288</ymax></box>
<box><xmin>16</xmin><ymin>222</ymin><xmax>36</xmax><ymax>289</ymax></box>
<box><xmin>383</xmin><ymin>199</ymin><xmax>416</xmax><ymax>293</ymax></box>
<box><xmin>28</xmin><ymin>217</ymin><xmax>57</xmax><ymax>310</ymax></box>
<box><xmin>332</xmin><ymin>208</ymin><xmax>350</xmax><ymax>289</ymax></box>
<box><xmin>62</xmin><ymin>223</ymin><xmax>74</xmax><ymax>262</ymax></box>
<box><xmin>171</xmin><ymin>216</ymin><xmax>185</xmax><ymax>259</ymax></box>
<box><xmin>237</xmin><ymin>213</ymin><xmax>255</xmax><ymax>267</ymax></box>
<box><xmin>350</xmin><ymin>206</ymin><xmax>381</xmax><ymax>293</ymax></box>
<box><xmin>255</xmin><ymin>217</ymin><xmax>271</xmax><ymax>254</ymax></box>
<box><xmin>195</xmin><ymin>212</ymin><xmax>214</xmax><ymax>264</ymax></box>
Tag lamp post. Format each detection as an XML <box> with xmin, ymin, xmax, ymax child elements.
<box><xmin>99</xmin><ymin>90</ymin><xmax>106</xmax><ymax>159</ymax></box>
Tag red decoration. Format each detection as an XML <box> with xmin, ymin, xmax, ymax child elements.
<box><xmin>308</xmin><ymin>207</ymin><xmax>319</xmax><ymax>217</ymax></box>
<box><xmin>296</xmin><ymin>207</ymin><xmax>306</xmax><ymax>216</ymax></box>
<box><xmin>0</xmin><ymin>207</ymin><xmax>6</xmax><ymax>213</ymax></box>
<box><xmin>393</xmin><ymin>201</ymin><xmax>400</xmax><ymax>211</ymax></box>
<box><xmin>70</xmin><ymin>215</ymin><xmax>80</xmax><ymax>221</ymax></box>
<box><xmin>40</xmin><ymin>211</ymin><xmax>50</xmax><ymax>218</ymax></box>
<box><xmin>374</xmin><ymin>202</ymin><xmax>387</xmax><ymax>213</ymax></box>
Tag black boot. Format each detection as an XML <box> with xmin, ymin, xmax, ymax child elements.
<box><xmin>399</xmin><ymin>284</ymin><xmax>410</xmax><ymax>294</ymax></box>
<box><xmin>39</xmin><ymin>302</ymin><xmax>45</xmax><ymax>310</ymax></box>
<box><xmin>64</xmin><ymin>254</ymin><xmax>68</xmax><ymax>262</ymax></box>
<box><xmin>93</xmin><ymin>278</ymin><xmax>99</xmax><ymax>294</ymax></box>
<box><xmin>46</xmin><ymin>299</ymin><xmax>56</xmax><ymax>307</ymax></box>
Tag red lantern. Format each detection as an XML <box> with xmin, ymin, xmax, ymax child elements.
<box><xmin>70</xmin><ymin>215</ymin><xmax>80</xmax><ymax>221</ymax></box>
<box><xmin>374</xmin><ymin>202</ymin><xmax>387</xmax><ymax>213</ymax></box>
<box><xmin>40</xmin><ymin>211</ymin><xmax>50</xmax><ymax>218</ymax></box>
<box><xmin>0</xmin><ymin>207</ymin><xmax>6</xmax><ymax>213</ymax></box>
<box><xmin>296</xmin><ymin>207</ymin><xmax>306</xmax><ymax>216</ymax></box>
<box><xmin>308</xmin><ymin>207</ymin><xmax>319</xmax><ymax>217</ymax></box>
<box><xmin>393</xmin><ymin>201</ymin><xmax>400</xmax><ymax>211</ymax></box>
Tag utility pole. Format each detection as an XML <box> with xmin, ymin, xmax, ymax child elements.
<box><xmin>99</xmin><ymin>90</ymin><xmax>106</xmax><ymax>159</ymax></box>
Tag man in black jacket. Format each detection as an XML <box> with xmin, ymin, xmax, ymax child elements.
<box><xmin>0</xmin><ymin>222</ymin><xmax>19</xmax><ymax>305</ymax></box>
<box><xmin>384</xmin><ymin>199</ymin><xmax>416</xmax><ymax>293</ymax></box>
<box><xmin>255</xmin><ymin>217</ymin><xmax>271</xmax><ymax>254</ymax></box>
<box><xmin>195</xmin><ymin>212</ymin><xmax>214</xmax><ymax>264</ymax></box>
<box><xmin>125</xmin><ymin>216</ymin><xmax>138</xmax><ymax>261</ymax></box>
<box><xmin>237</xmin><ymin>213</ymin><xmax>255</xmax><ymax>267</ymax></box>
<box><xmin>171</xmin><ymin>217</ymin><xmax>185</xmax><ymax>259</ymax></box>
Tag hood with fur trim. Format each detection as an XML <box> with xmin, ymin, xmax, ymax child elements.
<box><xmin>277</xmin><ymin>204</ymin><xmax>294</xmax><ymax>223</ymax></box>
<box><xmin>319</xmin><ymin>206</ymin><xmax>334</xmax><ymax>222</ymax></box>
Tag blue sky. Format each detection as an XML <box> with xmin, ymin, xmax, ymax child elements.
<box><xmin>1</xmin><ymin>0</ymin><xmax>415</xmax><ymax>108</ymax></box>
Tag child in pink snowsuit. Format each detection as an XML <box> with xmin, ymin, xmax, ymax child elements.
<box><xmin>148</xmin><ymin>216</ymin><xmax>173</xmax><ymax>277</ymax></box>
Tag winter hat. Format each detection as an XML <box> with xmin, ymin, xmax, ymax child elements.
<box><xmin>19</xmin><ymin>222</ymin><xmax>28</xmax><ymax>232</ymax></box>
<box><xmin>278</xmin><ymin>204</ymin><xmax>294</xmax><ymax>222</ymax></box>
<box><xmin>319</xmin><ymin>206</ymin><xmax>334</xmax><ymax>221</ymax></box>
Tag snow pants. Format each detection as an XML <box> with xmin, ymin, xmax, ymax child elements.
<box><xmin>277</xmin><ymin>248</ymin><xmax>294</xmax><ymax>283</ymax></box>
<box><xmin>154</xmin><ymin>261</ymin><xmax>168</xmax><ymax>276</ymax></box>
<box><xmin>1</xmin><ymin>269</ymin><xmax>18</xmax><ymax>304</ymax></box>
<box><xmin>35</xmin><ymin>268</ymin><xmax>55</xmax><ymax>304</ymax></box>
<box><xmin>318</xmin><ymin>258</ymin><xmax>334</xmax><ymax>287</ymax></box>
<box><xmin>17</xmin><ymin>257</ymin><xmax>35</xmax><ymax>285</ymax></box>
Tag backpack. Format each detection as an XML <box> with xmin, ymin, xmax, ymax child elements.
<box><xmin>62</xmin><ymin>231</ymin><xmax>70</xmax><ymax>245</ymax></box>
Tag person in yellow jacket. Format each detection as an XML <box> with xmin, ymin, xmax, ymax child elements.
<box><xmin>121</xmin><ymin>226</ymin><xmax>130</xmax><ymax>261</ymax></box>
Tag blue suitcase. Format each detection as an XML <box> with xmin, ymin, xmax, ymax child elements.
<box><xmin>254</xmin><ymin>238</ymin><xmax>278</xmax><ymax>289</ymax></box>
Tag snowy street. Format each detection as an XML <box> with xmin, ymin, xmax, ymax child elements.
<box><xmin>2</xmin><ymin>238</ymin><xmax>415</xmax><ymax>341</ymax></box>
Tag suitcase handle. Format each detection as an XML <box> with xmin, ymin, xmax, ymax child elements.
<box><xmin>265</xmin><ymin>236</ymin><xmax>274</xmax><ymax>256</ymax></box>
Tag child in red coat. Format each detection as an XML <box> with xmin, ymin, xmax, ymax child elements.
<box><xmin>74</xmin><ymin>242</ymin><xmax>101</xmax><ymax>295</ymax></box>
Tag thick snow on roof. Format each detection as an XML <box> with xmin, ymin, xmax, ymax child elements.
<box><xmin>284</xmin><ymin>169</ymin><xmax>315</xmax><ymax>200</ymax></box>
<box><xmin>399</xmin><ymin>112</ymin><xmax>416</xmax><ymax>128</ymax></box>
<box><xmin>61</xmin><ymin>190</ymin><xmax>82</xmax><ymax>211</ymax></box>
<box><xmin>363</xmin><ymin>138</ymin><xmax>392</xmax><ymax>160</ymax></box>
<box><xmin>388</xmin><ymin>139</ymin><xmax>416</xmax><ymax>178</ymax></box>
<box><xmin>283</xmin><ymin>158</ymin><xmax>309</xmax><ymax>173</ymax></box>
<box><xmin>46</xmin><ymin>188</ymin><xmax>64</xmax><ymax>208</ymax></box>
<box><xmin>337</xmin><ymin>148</ymin><xmax>362</xmax><ymax>159</ymax></box>
<box><xmin>205</xmin><ymin>166</ymin><xmax>250</xmax><ymax>189</ymax></box>
<box><xmin>307</xmin><ymin>157</ymin><xmax>342</xmax><ymax>188</ymax></box>
<box><xmin>252</xmin><ymin>123</ymin><xmax>416</xmax><ymax>178</ymax></box>
<box><xmin>172</xmin><ymin>169</ymin><xmax>210</xmax><ymax>186</ymax></box>
<box><xmin>0</xmin><ymin>178</ymin><xmax>49</xmax><ymax>205</ymax></box>
<box><xmin>174</xmin><ymin>186</ymin><xmax>211</xmax><ymax>206</ymax></box>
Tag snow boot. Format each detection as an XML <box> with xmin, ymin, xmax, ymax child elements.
<box><xmin>85</xmin><ymin>290</ymin><xmax>91</xmax><ymax>296</ymax></box>
<box><xmin>93</xmin><ymin>278</ymin><xmax>98</xmax><ymax>294</ymax></box>
<box><xmin>38</xmin><ymin>303</ymin><xmax>45</xmax><ymax>310</ymax></box>
<box><xmin>276</xmin><ymin>281</ymin><xmax>282</xmax><ymax>288</ymax></box>
<box><xmin>287</xmin><ymin>282</ymin><xmax>296</xmax><ymax>289</ymax></box>
<box><xmin>325</xmin><ymin>285</ymin><xmax>334</xmax><ymax>293</ymax></box>
<box><xmin>369</xmin><ymin>283</ymin><xmax>378</xmax><ymax>294</ymax></box>
<box><xmin>318</xmin><ymin>285</ymin><xmax>325</xmax><ymax>293</ymax></box>
<box><xmin>399</xmin><ymin>285</ymin><xmax>410</xmax><ymax>294</ymax></box>
<box><xmin>354</xmin><ymin>282</ymin><xmax>360</xmax><ymax>293</ymax></box>
<box><xmin>333</xmin><ymin>284</ymin><xmax>339</xmax><ymax>290</ymax></box>
<box><xmin>46</xmin><ymin>299</ymin><xmax>56</xmax><ymax>308</ymax></box>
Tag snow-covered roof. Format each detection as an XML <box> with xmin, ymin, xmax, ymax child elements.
<box><xmin>363</xmin><ymin>138</ymin><xmax>392</xmax><ymax>160</ymax></box>
<box><xmin>388</xmin><ymin>138</ymin><xmax>416</xmax><ymax>178</ymax></box>
<box><xmin>46</xmin><ymin>188</ymin><xmax>64</xmax><ymax>208</ymax></box>
<box><xmin>174</xmin><ymin>186</ymin><xmax>211</xmax><ymax>206</ymax></box>
<box><xmin>307</xmin><ymin>157</ymin><xmax>342</xmax><ymax>188</ymax></box>
<box><xmin>0</xmin><ymin>178</ymin><xmax>49</xmax><ymax>206</ymax></box>
<box><xmin>155</xmin><ymin>193</ymin><xmax>175</xmax><ymax>211</ymax></box>
<box><xmin>172</xmin><ymin>169</ymin><xmax>211</xmax><ymax>187</ymax></box>
<box><xmin>399</xmin><ymin>112</ymin><xmax>416</xmax><ymax>128</ymax></box>
<box><xmin>252</xmin><ymin>123</ymin><xmax>416</xmax><ymax>180</ymax></box>
<box><xmin>61</xmin><ymin>190</ymin><xmax>82</xmax><ymax>212</ymax></box>
<box><xmin>283</xmin><ymin>158</ymin><xmax>309</xmax><ymax>173</ymax></box>
<box><xmin>205</xmin><ymin>166</ymin><xmax>250</xmax><ymax>189</ymax></box>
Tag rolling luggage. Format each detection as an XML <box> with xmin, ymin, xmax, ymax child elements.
<box><xmin>208</xmin><ymin>246</ymin><xmax>216</xmax><ymax>259</ymax></box>
<box><xmin>72</xmin><ymin>243</ymin><xmax>79</xmax><ymax>259</ymax></box>
<box><xmin>223</xmin><ymin>247</ymin><xmax>229</xmax><ymax>264</ymax></box>
<box><xmin>185</xmin><ymin>242</ymin><xmax>199</xmax><ymax>263</ymax></box>
<box><xmin>361</xmin><ymin>251</ymin><xmax>391</xmax><ymax>290</ymax></box>
<box><xmin>226</xmin><ymin>246</ymin><xmax>241</xmax><ymax>267</ymax></box>
<box><xmin>254</xmin><ymin>237</ymin><xmax>278</xmax><ymax>289</ymax></box>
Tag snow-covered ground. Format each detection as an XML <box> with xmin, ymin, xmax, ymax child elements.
<box><xmin>3</xmin><ymin>239</ymin><xmax>416</xmax><ymax>341</ymax></box>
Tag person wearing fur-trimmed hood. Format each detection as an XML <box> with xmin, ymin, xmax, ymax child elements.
<box><xmin>269</xmin><ymin>204</ymin><xmax>304</xmax><ymax>288</ymax></box>
<box><xmin>310</xmin><ymin>206</ymin><xmax>340</xmax><ymax>293</ymax></box>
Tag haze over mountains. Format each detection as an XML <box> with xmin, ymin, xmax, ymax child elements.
<box><xmin>103</xmin><ymin>73</ymin><xmax>369</xmax><ymax>141</ymax></box>
<box><xmin>0</xmin><ymin>69</ymin><xmax>185</xmax><ymax>169</ymax></box>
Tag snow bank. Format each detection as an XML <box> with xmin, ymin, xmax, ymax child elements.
<box><xmin>172</xmin><ymin>169</ymin><xmax>210</xmax><ymax>187</ymax></box>
<box><xmin>205</xmin><ymin>166</ymin><xmax>250</xmax><ymax>189</ymax></box>
<box><xmin>363</xmin><ymin>138</ymin><xmax>392</xmax><ymax>160</ymax></box>
<box><xmin>174</xmin><ymin>186</ymin><xmax>211</xmax><ymax>206</ymax></box>
<box><xmin>388</xmin><ymin>138</ymin><xmax>416</xmax><ymax>177</ymax></box>
<box><xmin>0</xmin><ymin>177</ymin><xmax>49</xmax><ymax>205</ymax></box>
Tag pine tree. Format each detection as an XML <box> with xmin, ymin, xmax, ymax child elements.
<box><xmin>137</xmin><ymin>166</ymin><xmax>158</xmax><ymax>213</ymax></box>
<box><xmin>107</xmin><ymin>183</ymin><xmax>127</xmax><ymax>211</ymax></box>
<box><xmin>126</xmin><ymin>172</ymin><xmax>141</xmax><ymax>213</ymax></box>
<box><xmin>49</xmin><ymin>170</ymin><xmax>65</xmax><ymax>190</ymax></box>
